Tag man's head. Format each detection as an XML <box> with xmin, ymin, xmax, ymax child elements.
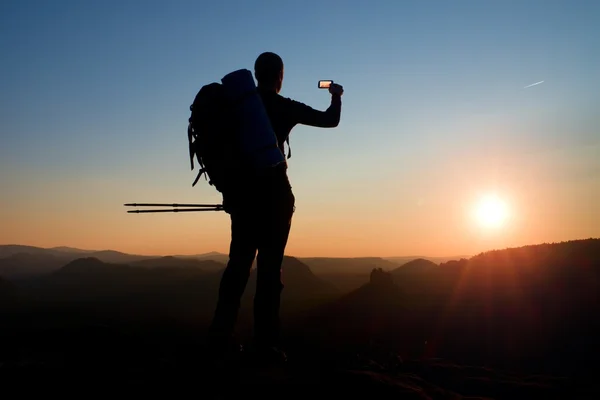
<box><xmin>254</xmin><ymin>52</ymin><xmax>284</xmax><ymax>93</ymax></box>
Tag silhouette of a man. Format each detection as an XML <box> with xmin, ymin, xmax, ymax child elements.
<box><xmin>209</xmin><ymin>52</ymin><xmax>343</xmax><ymax>363</ymax></box>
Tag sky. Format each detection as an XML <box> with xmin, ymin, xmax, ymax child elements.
<box><xmin>1</xmin><ymin>0</ymin><xmax>599</xmax><ymax>258</ymax></box>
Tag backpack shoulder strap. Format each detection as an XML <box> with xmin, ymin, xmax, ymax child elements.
<box><xmin>188</xmin><ymin>108</ymin><xmax>195</xmax><ymax>170</ymax></box>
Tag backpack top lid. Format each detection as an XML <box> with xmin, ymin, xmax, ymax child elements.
<box><xmin>221</xmin><ymin>69</ymin><xmax>285</xmax><ymax>169</ymax></box>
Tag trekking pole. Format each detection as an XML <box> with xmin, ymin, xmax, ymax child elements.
<box><xmin>124</xmin><ymin>203</ymin><xmax>224</xmax><ymax>213</ymax></box>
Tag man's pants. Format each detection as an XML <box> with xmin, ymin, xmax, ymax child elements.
<box><xmin>209</xmin><ymin>179</ymin><xmax>295</xmax><ymax>348</ymax></box>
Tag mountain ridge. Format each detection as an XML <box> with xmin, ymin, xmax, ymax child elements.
<box><xmin>0</xmin><ymin>244</ymin><xmax>467</xmax><ymax>281</ymax></box>
<box><xmin>0</xmin><ymin>244</ymin><xmax>465</xmax><ymax>265</ymax></box>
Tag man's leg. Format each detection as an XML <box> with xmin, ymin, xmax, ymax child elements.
<box><xmin>253</xmin><ymin>189</ymin><xmax>295</xmax><ymax>349</ymax></box>
<box><xmin>209</xmin><ymin>210</ymin><xmax>257</xmax><ymax>347</ymax></box>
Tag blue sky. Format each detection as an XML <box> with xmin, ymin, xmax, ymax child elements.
<box><xmin>1</xmin><ymin>0</ymin><xmax>599</xmax><ymax>256</ymax></box>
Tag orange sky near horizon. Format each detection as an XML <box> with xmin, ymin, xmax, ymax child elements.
<box><xmin>3</xmin><ymin>139</ymin><xmax>598</xmax><ymax>258</ymax></box>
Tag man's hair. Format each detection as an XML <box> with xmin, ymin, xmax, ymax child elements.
<box><xmin>254</xmin><ymin>52</ymin><xmax>283</xmax><ymax>84</ymax></box>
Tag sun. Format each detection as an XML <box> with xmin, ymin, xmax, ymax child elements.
<box><xmin>475</xmin><ymin>194</ymin><xmax>509</xmax><ymax>228</ymax></box>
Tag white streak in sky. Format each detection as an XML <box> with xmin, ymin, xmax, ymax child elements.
<box><xmin>524</xmin><ymin>80</ymin><xmax>544</xmax><ymax>89</ymax></box>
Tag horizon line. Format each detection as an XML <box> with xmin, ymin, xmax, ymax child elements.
<box><xmin>0</xmin><ymin>243</ymin><xmax>472</xmax><ymax>260</ymax></box>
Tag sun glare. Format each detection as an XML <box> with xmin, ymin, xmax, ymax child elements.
<box><xmin>475</xmin><ymin>194</ymin><xmax>509</xmax><ymax>228</ymax></box>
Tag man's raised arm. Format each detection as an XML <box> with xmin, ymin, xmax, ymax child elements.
<box><xmin>292</xmin><ymin>83</ymin><xmax>343</xmax><ymax>128</ymax></box>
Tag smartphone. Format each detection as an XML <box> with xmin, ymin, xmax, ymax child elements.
<box><xmin>318</xmin><ymin>80</ymin><xmax>333</xmax><ymax>89</ymax></box>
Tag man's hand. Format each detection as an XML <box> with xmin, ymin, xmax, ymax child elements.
<box><xmin>329</xmin><ymin>83</ymin><xmax>344</xmax><ymax>96</ymax></box>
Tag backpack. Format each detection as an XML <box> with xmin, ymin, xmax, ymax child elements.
<box><xmin>187</xmin><ymin>82</ymin><xmax>239</xmax><ymax>193</ymax></box>
<box><xmin>187</xmin><ymin>69</ymin><xmax>286</xmax><ymax>194</ymax></box>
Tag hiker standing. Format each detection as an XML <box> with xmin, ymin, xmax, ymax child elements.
<box><xmin>208</xmin><ymin>52</ymin><xmax>344</xmax><ymax>363</ymax></box>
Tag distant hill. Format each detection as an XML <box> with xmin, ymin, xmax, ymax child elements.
<box><xmin>0</xmin><ymin>245</ymin><xmax>60</xmax><ymax>258</ymax></box>
<box><xmin>0</xmin><ymin>245</ymin><xmax>157</xmax><ymax>280</ymax></box>
<box><xmin>173</xmin><ymin>251</ymin><xmax>230</xmax><ymax>264</ymax></box>
<box><xmin>0</xmin><ymin>245</ymin><xmax>228</xmax><ymax>272</ymax></box>
<box><xmin>391</xmin><ymin>258</ymin><xmax>438</xmax><ymax>279</ymax></box>
<box><xmin>300</xmin><ymin>257</ymin><xmax>399</xmax><ymax>275</ymax></box>
<box><xmin>50</xmin><ymin>246</ymin><xmax>96</xmax><ymax>254</ymax></box>
<box><xmin>131</xmin><ymin>256</ymin><xmax>225</xmax><ymax>271</ymax></box>
<box><xmin>0</xmin><ymin>252</ymin><xmax>73</xmax><ymax>279</ymax></box>
<box><xmin>384</xmin><ymin>255</ymin><xmax>469</xmax><ymax>265</ymax></box>
<box><xmin>84</xmin><ymin>250</ymin><xmax>154</xmax><ymax>264</ymax></box>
